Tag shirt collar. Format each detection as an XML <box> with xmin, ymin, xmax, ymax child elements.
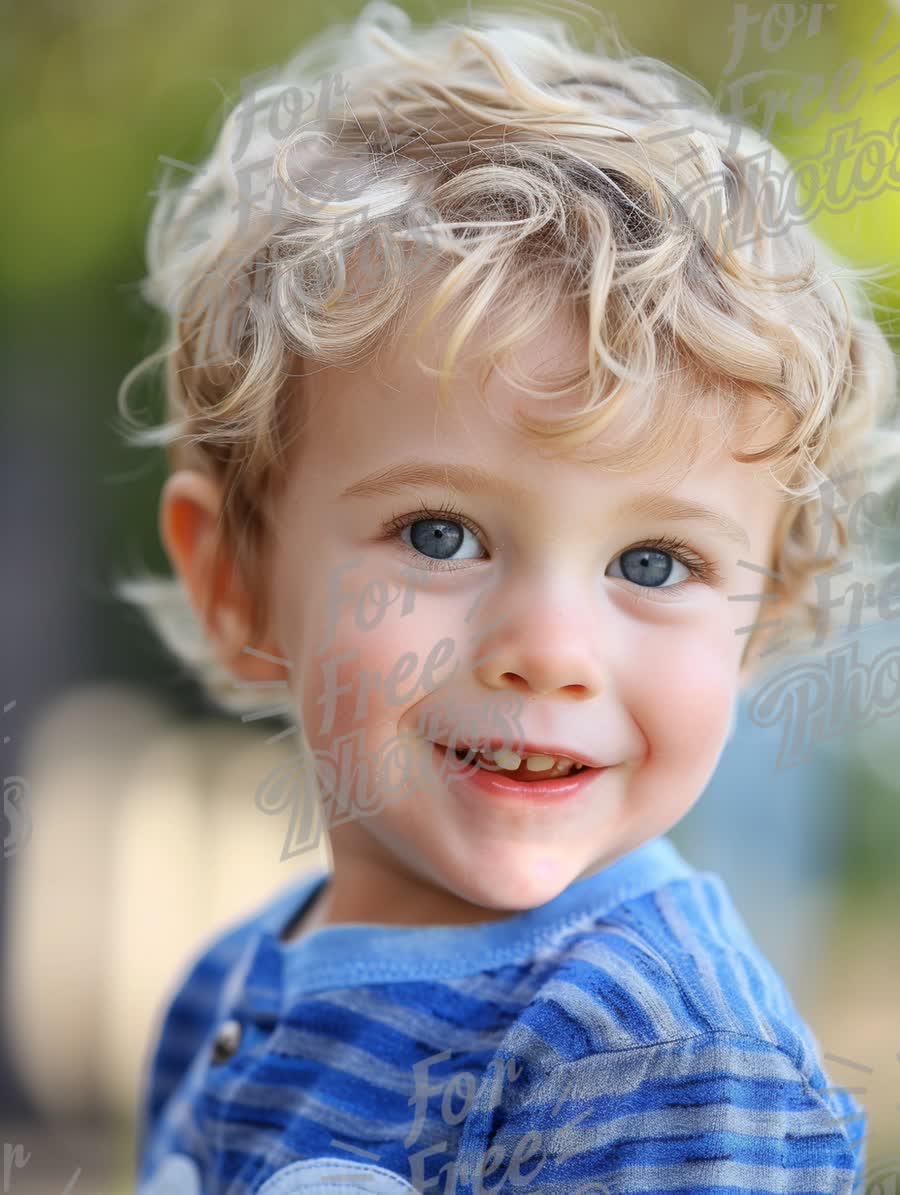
<box><xmin>252</xmin><ymin>835</ymin><xmax>693</xmax><ymax>999</ymax></box>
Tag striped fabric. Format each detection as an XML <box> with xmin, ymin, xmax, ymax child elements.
<box><xmin>137</xmin><ymin>836</ymin><xmax>866</xmax><ymax>1194</ymax></box>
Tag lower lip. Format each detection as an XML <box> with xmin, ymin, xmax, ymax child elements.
<box><xmin>430</xmin><ymin>742</ymin><xmax>606</xmax><ymax>804</ymax></box>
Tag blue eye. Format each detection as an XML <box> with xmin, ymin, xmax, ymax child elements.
<box><xmin>607</xmin><ymin>546</ymin><xmax>691</xmax><ymax>589</ymax></box>
<box><xmin>381</xmin><ymin>503</ymin><xmax>718</xmax><ymax>591</ymax></box>
<box><xmin>402</xmin><ymin>516</ymin><xmax>485</xmax><ymax>563</ymax></box>
<box><xmin>381</xmin><ymin>503</ymin><xmax>488</xmax><ymax>572</ymax></box>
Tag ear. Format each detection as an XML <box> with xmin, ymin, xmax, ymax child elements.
<box><xmin>159</xmin><ymin>470</ymin><xmax>287</xmax><ymax>686</ymax></box>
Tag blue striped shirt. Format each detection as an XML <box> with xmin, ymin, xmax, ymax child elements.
<box><xmin>136</xmin><ymin>836</ymin><xmax>866</xmax><ymax>1194</ymax></box>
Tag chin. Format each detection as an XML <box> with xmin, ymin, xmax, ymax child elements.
<box><xmin>443</xmin><ymin>856</ymin><xmax>579</xmax><ymax>915</ymax></box>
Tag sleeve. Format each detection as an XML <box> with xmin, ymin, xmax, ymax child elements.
<box><xmin>451</xmin><ymin>1031</ymin><xmax>865</xmax><ymax>1195</ymax></box>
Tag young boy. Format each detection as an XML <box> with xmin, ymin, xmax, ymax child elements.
<box><xmin>121</xmin><ymin>3</ymin><xmax>900</xmax><ymax>1192</ymax></box>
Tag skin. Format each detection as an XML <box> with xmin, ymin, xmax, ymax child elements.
<box><xmin>160</xmin><ymin>293</ymin><xmax>788</xmax><ymax>940</ymax></box>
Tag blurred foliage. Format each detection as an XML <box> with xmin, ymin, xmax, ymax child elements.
<box><xmin>4</xmin><ymin>0</ymin><xmax>899</xmax><ymax>306</ymax></box>
<box><xmin>842</xmin><ymin>731</ymin><xmax>900</xmax><ymax>906</ymax></box>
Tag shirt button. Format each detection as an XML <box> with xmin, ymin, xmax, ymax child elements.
<box><xmin>210</xmin><ymin>1019</ymin><xmax>242</xmax><ymax>1065</ymax></box>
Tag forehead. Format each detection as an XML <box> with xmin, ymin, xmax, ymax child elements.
<box><xmin>296</xmin><ymin>296</ymin><xmax>787</xmax><ymax>503</ymax></box>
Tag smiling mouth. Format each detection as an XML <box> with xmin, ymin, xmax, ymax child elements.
<box><xmin>441</xmin><ymin>744</ymin><xmax>597</xmax><ymax>782</ymax></box>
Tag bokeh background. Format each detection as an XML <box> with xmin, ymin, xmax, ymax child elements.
<box><xmin>3</xmin><ymin>0</ymin><xmax>900</xmax><ymax>1190</ymax></box>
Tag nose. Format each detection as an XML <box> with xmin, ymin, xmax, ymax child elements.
<box><xmin>470</xmin><ymin>584</ymin><xmax>605</xmax><ymax>700</ymax></box>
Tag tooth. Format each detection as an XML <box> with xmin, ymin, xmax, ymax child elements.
<box><xmin>452</xmin><ymin>744</ymin><xmax>477</xmax><ymax>759</ymax></box>
<box><xmin>493</xmin><ymin>749</ymin><xmax>522</xmax><ymax>769</ymax></box>
<box><xmin>524</xmin><ymin>754</ymin><xmax>557</xmax><ymax>771</ymax></box>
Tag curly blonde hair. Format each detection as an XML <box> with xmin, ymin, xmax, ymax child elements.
<box><xmin>115</xmin><ymin>0</ymin><xmax>900</xmax><ymax>720</ymax></box>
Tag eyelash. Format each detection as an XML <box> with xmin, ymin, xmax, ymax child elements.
<box><xmin>380</xmin><ymin>500</ymin><xmax>723</xmax><ymax>599</ymax></box>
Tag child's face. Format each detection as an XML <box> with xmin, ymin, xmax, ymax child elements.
<box><xmin>263</xmin><ymin>300</ymin><xmax>785</xmax><ymax>913</ymax></box>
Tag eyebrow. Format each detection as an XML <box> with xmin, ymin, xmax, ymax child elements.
<box><xmin>340</xmin><ymin>459</ymin><xmax>752</xmax><ymax>550</ymax></box>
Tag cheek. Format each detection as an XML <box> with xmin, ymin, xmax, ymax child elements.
<box><xmin>633</xmin><ymin>636</ymin><xmax>736</xmax><ymax>765</ymax></box>
<box><xmin>296</xmin><ymin>575</ymin><xmax>464</xmax><ymax>750</ymax></box>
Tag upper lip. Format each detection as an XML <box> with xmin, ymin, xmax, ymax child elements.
<box><xmin>430</xmin><ymin>737</ymin><xmax>605</xmax><ymax>769</ymax></box>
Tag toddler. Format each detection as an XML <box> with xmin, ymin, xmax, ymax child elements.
<box><xmin>118</xmin><ymin>4</ymin><xmax>900</xmax><ymax>1192</ymax></box>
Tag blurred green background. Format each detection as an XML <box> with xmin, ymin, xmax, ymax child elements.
<box><xmin>3</xmin><ymin>0</ymin><xmax>899</xmax><ymax>1191</ymax></box>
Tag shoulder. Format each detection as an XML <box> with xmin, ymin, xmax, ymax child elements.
<box><xmin>136</xmin><ymin>869</ymin><xmax>325</xmax><ymax>1161</ymax></box>
<box><xmin>459</xmin><ymin>871</ymin><xmax>865</xmax><ymax>1192</ymax></box>
<box><xmin>527</xmin><ymin>869</ymin><xmax>820</xmax><ymax>1053</ymax></box>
